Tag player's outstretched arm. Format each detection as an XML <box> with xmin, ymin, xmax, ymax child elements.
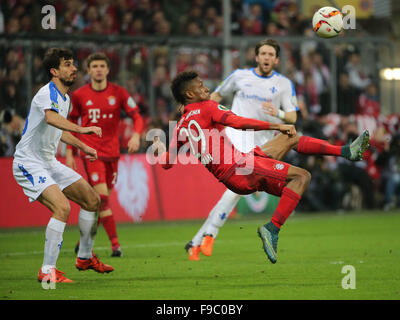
<box><xmin>216</xmin><ymin>111</ymin><xmax>296</xmax><ymax>136</ymax></box>
<box><xmin>61</xmin><ymin>131</ymin><xmax>98</xmax><ymax>161</ymax></box>
<box><xmin>45</xmin><ymin>109</ymin><xmax>102</xmax><ymax>137</ymax></box>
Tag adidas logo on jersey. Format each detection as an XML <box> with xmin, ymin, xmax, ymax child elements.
<box><xmin>86</xmin><ymin>100</ymin><xmax>93</xmax><ymax>106</ymax></box>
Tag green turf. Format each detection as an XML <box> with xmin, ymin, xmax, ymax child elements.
<box><xmin>0</xmin><ymin>210</ymin><xmax>399</xmax><ymax>300</ymax></box>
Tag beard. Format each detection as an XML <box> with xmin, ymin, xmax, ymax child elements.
<box><xmin>60</xmin><ymin>76</ymin><xmax>75</xmax><ymax>87</ymax></box>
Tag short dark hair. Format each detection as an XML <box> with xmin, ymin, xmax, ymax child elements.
<box><xmin>43</xmin><ymin>48</ymin><xmax>74</xmax><ymax>79</ymax></box>
<box><xmin>255</xmin><ymin>39</ymin><xmax>280</xmax><ymax>57</ymax></box>
<box><xmin>86</xmin><ymin>52</ymin><xmax>110</xmax><ymax>69</ymax></box>
<box><xmin>170</xmin><ymin>71</ymin><xmax>199</xmax><ymax>105</ymax></box>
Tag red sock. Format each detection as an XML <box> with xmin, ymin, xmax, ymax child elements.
<box><xmin>297</xmin><ymin>136</ymin><xmax>342</xmax><ymax>156</ymax></box>
<box><xmin>271</xmin><ymin>187</ymin><xmax>301</xmax><ymax>229</ymax></box>
<box><xmin>100</xmin><ymin>215</ymin><xmax>120</xmax><ymax>250</ymax></box>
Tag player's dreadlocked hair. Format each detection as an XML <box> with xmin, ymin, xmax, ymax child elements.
<box><xmin>170</xmin><ymin>71</ymin><xmax>199</xmax><ymax>105</ymax></box>
<box><xmin>43</xmin><ymin>48</ymin><xmax>74</xmax><ymax>80</ymax></box>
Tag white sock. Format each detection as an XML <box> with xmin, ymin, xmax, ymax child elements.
<box><xmin>77</xmin><ymin>209</ymin><xmax>97</xmax><ymax>259</ymax></box>
<box><xmin>42</xmin><ymin>217</ymin><xmax>66</xmax><ymax>273</ymax></box>
<box><xmin>192</xmin><ymin>189</ymin><xmax>240</xmax><ymax>246</ymax></box>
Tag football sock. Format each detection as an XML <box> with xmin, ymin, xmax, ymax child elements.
<box><xmin>100</xmin><ymin>215</ymin><xmax>120</xmax><ymax>250</ymax></box>
<box><xmin>296</xmin><ymin>136</ymin><xmax>342</xmax><ymax>156</ymax></box>
<box><xmin>271</xmin><ymin>187</ymin><xmax>301</xmax><ymax>229</ymax></box>
<box><xmin>78</xmin><ymin>209</ymin><xmax>97</xmax><ymax>259</ymax></box>
<box><xmin>42</xmin><ymin>217</ymin><xmax>66</xmax><ymax>273</ymax></box>
<box><xmin>192</xmin><ymin>189</ymin><xmax>239</xmax><ymax>246</ymax></box>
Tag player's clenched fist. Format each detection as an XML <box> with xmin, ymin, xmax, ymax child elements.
<box><xmin>82</xmin><ymin>145</ymin><xmax>98</xmax><ymax>161</ymax></box>
<box><xmin>278</xmin><ymin>124</ymin><xmax>296</xmax><ymax>136</ymax></box>
<box><xmin>80</xmin><ymin>126</ymin><xmax>102</xmax><ymax>137</ymax></box>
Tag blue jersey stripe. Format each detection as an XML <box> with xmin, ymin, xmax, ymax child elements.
<box><xmin>21</xmin><ymin>108</ymin><xmax>31</xmax><ymax>136</ymax></box>
<box><xmin>18</xmin><ymin>164</ymin><xmax>34</xmax><ymax>186</ymax></box>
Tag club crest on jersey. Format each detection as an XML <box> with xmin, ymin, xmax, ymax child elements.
<box><xmin>218</xmin><ymin>104</ymin><xmax>229</xmax><ymax>111</ymax></box>
<box><xmin>108</xmin><ymin>96</ymin><xmax>116</xmax><ymax>106</ymax></box>
<box><xmin>274</xmin><ymin>163</ymin><xmax>284</xmax><ymax>170</ymax></box>
<box><xmin>127</xmin><ymin>97</ymin><xmax>136</xmax><ymax>109</ymax></box>
<box><xmin>91</xmin><ymin>173</ymin><xmax>99</xmax><ymax>182</ymax></box>
<box><xmin>51</xmin><ymin>101</ymin><xmax>59</xmax><ymax>110</ymax></box>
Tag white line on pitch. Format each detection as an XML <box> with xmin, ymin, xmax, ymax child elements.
<box><xmin>0</xmin><ymin>241</ymin><xmax>188</xmax><ymax>257</ymax></box>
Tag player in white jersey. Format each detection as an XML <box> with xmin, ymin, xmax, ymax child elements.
<box><xmin>185</xmin><ymin>39</ymin><xmax>299</xmax><ymax>260</ymax></box>
<box><xmin>13</xmin><ymin>48</ymin><xmax>113</xmax><ymax>283</ymax></box>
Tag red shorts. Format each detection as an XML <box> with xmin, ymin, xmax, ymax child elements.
<box><xmin>82</xmin><ymin>158</ymin><xmax>118</xmax><ymax>190</ymax></box>
<box><xmin>222</xmin><ymin>147</ymin><xmax>290</xmax><ymax>196</ymax></box>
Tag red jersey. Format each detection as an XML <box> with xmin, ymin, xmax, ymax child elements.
<box><xmin>162</xmin><ymin>100</ymin><xmax>271</xmax><ymax>182</ymax></box>
<box><xmin>68</xmin><ymin>82</ymin><xmax>143</xmax><ymax>160</ymax></box>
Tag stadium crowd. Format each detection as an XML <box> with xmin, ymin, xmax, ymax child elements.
<box><xmin>1</xmin><ymin>0</ymin><xmax>399</xmax><ymax>211</ymax></box>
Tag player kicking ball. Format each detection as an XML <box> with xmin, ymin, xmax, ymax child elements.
<box><xmin>152</xmin><ymin>71</ymin><xmax>369</xmax><ymax>264</ymax></box>
<box><xmin>12</xmin><ymin>48</ymin><xmax>113</xmax><ymax>284</ymax></box>
<box><xmin>186</xmin><ymin>39</ymin><xmax>298</xmax><ymax>260</ymax></box>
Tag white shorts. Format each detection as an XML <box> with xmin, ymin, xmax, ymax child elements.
<box><xmin>13</xmin><ymin>157</ymin><xmax>82</xmax><ymax>202</ymax></box>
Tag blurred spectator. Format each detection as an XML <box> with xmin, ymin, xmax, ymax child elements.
<box><xmin>83</xmin><ymin>5</ymin><xmax>100</xmax><ymax>33</ymax></box>
<box><xmin>6</xmin><ymin>17</ymin><xmax>20</xmax><ymax>34</ymax></box>
<box><xmin>161</xmin><ymin>0</ymin><xmax>190</xmax><ymax>34</ymax></box>
<box><xmin>265</xmin><ymin>21</ymin><xmax>279</xmax><ymax>36</ymax></box>
<box><xmin>240</xmin><ymin>3</ymin><xmax>263</xmax><ymax>35</ymax></box>
<box><xmin>154</xmin><ymin>19</ymin><xmax>171</xmax><ymax>36</ymax></box>
<box><xmin>356</xmin><ymin>83</ymin><xmax>380</xmax><ymax>118</ymax></box>
<box><xmin>345</xmin><ymin>52</ymin><xmax>371</xmax><ymax>91</ymax></box>
<box><xmin>336</xmin><ymin>120</ymin><xmax>377</xmax><ymax>209</ymax></box>
<box><xmin>120</xmin><ymin>11</ymin><xmax>134</xmax><ymax>35</ymax></box>
<box><xmin>274</xmin><ymin>10</ymin><xmax>290</xmax><ymax>35</ymax></box>
<box><xmin>0</xmin><ymin>109</ymin><xmax>23</xmax><ymax>157</ymax></box>
<box><xmin>337</xmin><ymin>73</ymin><xmax>357</xmax><ymax>115</ymax></box>
<box><xmin>310</xmin><ymin>51</ymin><xmax>330</xmax><ymax>114</ymax></box>
<box><xmin>179</xmin><ymin>5</ymin><xmax>204</xmax><ymax>35</ymax></box>
<box><xmin>186</xmin><ymin>21</ymin><xmax>202</xmax><ymax>36</ymax></box>
<box><xmin>0</xmin><ymin>6</ymin><xmax>4</xmax><ymax>33</ymax></box>
<box><xmin>102</xmin><ymin>13</ymin><xmax>118</xmax><ymax>35</ymax></box>
<box><xmin>0</xmin><ymin>80</ymin><xmax>27</xmax><ymax>118</ymax></box>
<box><xmin>377</xmin><ymin>134</ymin><xmax>400</xmax><ymax>210</ymax></box>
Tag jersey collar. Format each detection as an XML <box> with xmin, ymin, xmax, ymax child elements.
<box><xmin>251</xmin><ymin>68</ymin><xmax>277</xmax><ymax>79</ymax></box>
<box><xmin>49</xmin><ymin>81</ymin><xmax>67</xmax><ymax>101</ymax></box>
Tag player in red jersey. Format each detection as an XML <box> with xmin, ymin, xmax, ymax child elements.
<box><xmin>152</xmin><ymin>71</ymin><xmax>369</xmax><ymax>264</ymax></box>
<box><xmin>66</xmin><ymin>52</ymin><xmax>144</xmax><ymax>258</ymax></box>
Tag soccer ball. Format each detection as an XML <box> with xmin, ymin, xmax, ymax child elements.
<box><xmin>312</xmin><ymin>6</ymin><xmax>343</xmax><ymax>38</ymax></box>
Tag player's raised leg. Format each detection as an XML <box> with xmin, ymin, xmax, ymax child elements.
<box><xmin>261</xmin><ymin>130</ymin><xmax>370</xmax><ymax>162</ymax></box>
<box><xmin>37</xmin><ymin>185</ymin><xmax>74</xmax><ymax>283</ymax></box>
<box><xmin>257</xmin><ymin>165</ymin><xmax>311</xmax><ymax>264</ymax></box>
<box><xmin>63</xmin><ymin>178</ymin><xmax>114</xmax><ymax>273</ymax></box>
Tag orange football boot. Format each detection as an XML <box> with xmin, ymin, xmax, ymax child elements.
<box><xmin>200</xmin><ymin>234</ymin><xmax>215</xmax><ymax>256</ymax></box>
<box><xmin>38</xmin><ymin>268</ymin><xmax>73</xmax><ymax>283</ymax></box>
<box><xmin>76</xmin><ymin>254</ymin><xmax>114</xmax><ymax>273</ymax></box>
<box><xmin>188</xmin><ymin>246</ymin><xmax>200</xmax><ymax>261</ymax></box>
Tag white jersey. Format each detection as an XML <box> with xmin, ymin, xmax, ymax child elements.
<box><xmin>14</xmin><ymin>81</ymin><xmax>71</xmax><ymax>164</ymax></box>
<box><xmin>215</xmin><ymin>68</ymin><xmax>298</xmax><ymax>152</ymax></box>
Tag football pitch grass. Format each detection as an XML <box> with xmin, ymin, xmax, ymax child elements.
<box><xmin>0</xmin><ymin>210</ymin><xmax>399</xmax><ymax>300</ymax></box>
